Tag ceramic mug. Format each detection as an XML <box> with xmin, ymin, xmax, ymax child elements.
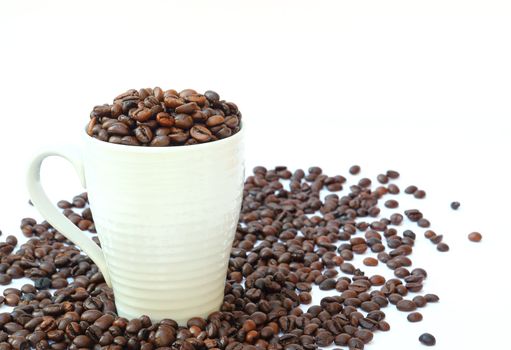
<box><xmin>26</xmin><ymin>127</ymin><xmax>244</xmax><ymax>324</ymax></box>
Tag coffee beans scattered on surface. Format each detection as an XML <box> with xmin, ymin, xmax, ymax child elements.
<box><xmin>0</xmin><ymin>166</ymin><xmax>483</xmax><ymax>349</ymax></box>
<box><xmin>419</xmin><ymin>333</ymin><xmax>436</xmax><ymax>346</ymax></box>
<box><xmin>468</xmin><ymin>232</ymin><xmax>482</xmax><ymax>242</ymax></box>
<box><xmin>87</xmin><ymin>87</ymin><xmax>241</xmax><ymax>146</ymax></box>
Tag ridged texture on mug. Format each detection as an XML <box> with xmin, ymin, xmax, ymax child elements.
<box><xmin>83</xmin><ymin>131</ymin><xmax>244</xmax><ymax>324</ymax></box>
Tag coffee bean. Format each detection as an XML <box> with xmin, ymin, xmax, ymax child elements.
<box><xmin>414</xmin><ymin>190</ymin><xmax>426</xmax><ymax>199</ymax></box>
<box><xmin>419</xmin><ymin>333</ymin><xmax>436</xmax><ymax>346</ymax></box>
<box><xmin>107</xmin><ymin>122</ymin><xmax>130</xmax><ymax>136</ymax></box>
<box><xmin>387</xmin><ymin>184</ymin><xmax>400</xmax><ymax>194</ymax></box>
<box><xmin>190</xmin><ymin>125</ymin><xmax>212</xmax><ymax>143</ymax></box>
<box><xmin>468</xmin><ymin>232</ymin><xmax>482</xmax><ymax>242</ymax></box>
<box><xmin>396</xmin><ymin>300</ymin><xmax>417</xmax><ymax>311</ymax></box>
<box><xmin>436</xmin><ymin>243</ymin><xmax>449</xmax><ymax>252</ymax></box>
<box><xmin>363</xmin><ymin>257</ymin><xmax>378</xmax><ymax>266</ymax></box>
<box><xmin>384</xmin><ymin>200</ymin><xmax>399</xmax><ymax>208</ymax></box>
<box><xmin>407</xmin><ymin>312</ymin><xmax>423</xmax><ymax>322</ymax></box>
<box><xmin>73</xmin><ymin>335</ymin><xmax>93</xmax><ymax>348</ymax></box>
<box><xmin>405</xmin><ymin>185</ymin><xmax>418</xmax><ymax>194</ymax></box>
<box><xmin>150</xmin><ymin>135</ymin><xmax>171</xmax><ymax>147</ymax></box>
<box><xmin>450</xmin><ymin>201</ymin><xmax>460</xmax><ymax>210</ymax></box>
<box><xmin>315</xmin><ymin>331</ymin><xmax>334</xmax><ymax>347</ymax></box>
<box><xmin>174</xmin><ymin>114</ymin><xmax>194</xmax><ymax>129</ymax></box>
<box><xmin>430</xmin><ymin>234</ymin><xmax>443</xmax><ymax>244</ymax></box>
<box><xmin>134</xmin><ymin>125</ymin><xmax>153</xmax><ymax>144</ymax></box>
<box><xmin>349</xmin><ymin>165</ymin><xmax>361</xmax><ymax>175</ymax></box>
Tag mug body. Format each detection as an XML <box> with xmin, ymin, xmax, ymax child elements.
<box><xmin>81</xmin><ymin>129</ymin><xmax>244</xmax><ymax>324</ymax></box>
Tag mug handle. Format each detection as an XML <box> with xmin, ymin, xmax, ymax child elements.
<box><xmin>26</xmin><ymin>146</ymin><xmax>112</xmax><ymax>287</ymax></box>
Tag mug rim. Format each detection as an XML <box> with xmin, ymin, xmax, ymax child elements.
<box><xmin>83</xmin><ymin>123</ymin><xmax>244</xmax><ymax>153</ymax></box>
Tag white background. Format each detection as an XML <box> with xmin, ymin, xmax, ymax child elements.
<box><xmin>1</xmin><ymin>1</ymin><xmax>510</xmax><ymax>349</ymax></box>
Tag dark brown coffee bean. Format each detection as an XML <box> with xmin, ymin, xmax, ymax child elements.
<box><xmin>417</xmin><ymin>218</ymin><xmax>430</xmax><ymax>228</ymax></box>
<box><xmin>120</xmin><ymin>136</ymin><xmax>140</xmax><ymax>146</ymax></box>
<box><xmin>134</xmin><ymin>125</ymin><xmax>153</xmax><ymax>144</ymax></box>
<box><xmin>430</xmin><ymin>234</ymin><xmax>443</xmax><ymax>244</ymax></box>
<box><xmin>319</xmin><ymin>279</ymin><xmax>336</xmax><ymax>290</ymax></box>
<box><xmin>349</xmin><ymin>165</ymin><xmax>360</xmax><ymax>175</ymax></box>
<box><xmin>413</xmin><ymin>295</ymin><xmax>428</xmax><ymax>307</ymax></box>
<box><xmin>174</xmin><ymin>114</ymin><xmax>194</xmax><ymax>129</ymax></box>
<box><xmin>414</xmin><ymin>189</ymin><xmax>426</xmax><ymax>198</ymax></box>
<box><xmin>376</xmin><ymin>174</ymin><xmax>388</xmax><ymax>184</ymax></box>
<box><xmin>451</xmin><ymin>201</ymin><xmax>460</xmax><ymax>210</ymax></box>
<box><xmin>436</xmin><ymin>243</ymin><xmax>449</xmax><ymax>252</ymax></box>
<box><xmin>73</xmin><ymin>335</ymin><xmax>92</xmax><ymax>348</ymax></box>
<box><xmin>131</xmin><ymin>107</ymin><xmax>152</xmax><ymax>122</ymax></box>
<box><xmin>150</xmin><ymin>136</ymin><xmax>171</xmax><ymax>147</ymax></box>
<box><xmin>107</xmin><ymin>122</ymin><xmax>130</xmax><ymax>136</ymax></box>
<box><xmin>175</xmin><ymin>102</ymin><xmax>200</xmax><ymax>114</ymax></box>
<box><xmin>384</xmin><ymin>200</ymin><xmax>398</xmax><ymax>208</ymax></box>
<box><xmin>405</xmin><ymin>185</ymin><xmax>417</xmax><ymax>194</ymax></box>
<box><xmin>315</xmin><ymin>331</ymin><xmax>334</xmax><ymax>347</ymax></box>
<box><xmin>396</xmin><ymin>299</ymin><xmax>417</xmax><ymax>311</ymax></box>
<box><xmin>190</xmin><ymin>125</ymin><xmax>212</xmax><ymax>143</ymax></box>
<box><xmin>468</xmin><ymin>232</ymin><xmax>482</xmax><ymax>242</ymax></box>
<box><xmin>206</xmin><ymin>115</ymin><xmax>225</xmax><ymax>127</ymax></box>
<box><xmin>407</xmin><ymin>312</ymin><xmax>423</xmax><ymax>322</ymax></box>
<box><xmin>419</xmin><ymin>333</ymin><xmax>436</xmax><ymax>346</ymax></box>
<box><xmin>387</xmin><ymin>184</ymin><xmax>400</xmax><ymax>194</ymax></box>
<box><xmin>204</xmin><ymin>90</ymin><xmax>220</xmax><ymax>102</ymax></box>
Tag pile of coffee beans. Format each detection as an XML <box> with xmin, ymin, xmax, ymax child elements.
<box><xmin>0</xmin><ymin>165</ymin><xmax>475</xmax><ymax>349</ymax></box>
<box><xmin>87</xmin><ymin>88</ymin><xmax>241</xmax><ymax>146</ymax></box>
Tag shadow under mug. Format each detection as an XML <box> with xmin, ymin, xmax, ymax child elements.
<box><xmin>26</xmin><ymin>127</ymin><xmax>244</xmax><ymax>324</ymax></box>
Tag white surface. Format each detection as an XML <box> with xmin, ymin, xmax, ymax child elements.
<box><xmin>0</xmin><ymin>0</ymin><xmax>510</xmax><ymax>349</ymax></box>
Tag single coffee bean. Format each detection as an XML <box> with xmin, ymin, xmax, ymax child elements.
<box><xmin>190</xmin><ymin>125</ymin><xmax>212</xmax><ymax>143</ymax></box>
<box><xmin>107</xmin><ymin>122</ymin><xmax>130</xmax><ymax>136</ymax></box>
<box><xmin>396</xmin><ymin>299</ymin><xmax>417</xmax><ymax>311</ymax></box>
<box><xmin>450</xmin><ymin>201</ymin><xmax>460</xmax><ymax>210</ymax></box>
<box><xmin>407</xmin><ymin>312</ymin><xmax>423</xmax><ymax>322</ymax></box>
<box><xmin>174</xmin><ymin>114</ymin><xmax>194</xmax><ymax>129</ymax></box>
<box><xmin>414</xmin><ymin>189</ymin><xmax>426</xmax><ymax>198</ymax></box>
<box><xmin>436</xmin><ymin>243</ymin><xmax>449</xmax><ymax>252</ymax></box>
<box><xmin>384</xmin><ymin>200</ymin><xmax>399</xmax><ymax>208</ymax></box>
<box><xmin>363</xmin><ymin>257</ymin><xmax>378</xmax><ymax>266</ymax></box>
<box><xmin>419</xmin><ymin>333</ymin><xmax>436</xmax><ymax>346</ymax></box>
<box><xmin>134</xmin><ymin>125</ymin><xmax>153</xmax><ymax>144</ymax></box>
<box><xmin>404</xmin><ymin>185</ymin><xmax>417</xmax><ymax>194</ymax></box>
<box><xmin>468</xmin><ymin>232</ymin><xmax>482</xmax><ymax>242</ymax></box>
<box><xmin>150</xmin><ymin>136</ymin><xmax>171</xmax><ymax>147</ymax></box>
<box><xmin>349</xmin><ymin>165</ymin><xmax>361</xmax><ymax>175</ymax></box>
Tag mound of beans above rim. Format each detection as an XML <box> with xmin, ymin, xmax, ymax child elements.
<box><xmin>87</xmin><ymin>88</ymin><xmax>241</xmax><ymax>146</ymax></box>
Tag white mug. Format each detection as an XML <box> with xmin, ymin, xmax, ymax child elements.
<box><xmin>26</xmin><ymin>127</ymin><xmax>244</xmax><ymax>324</ymax></box>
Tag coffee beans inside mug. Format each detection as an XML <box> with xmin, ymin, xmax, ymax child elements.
<box><xmin>88</xmin><ymin>87</ymin><xmax>242</xmax><ymax>146</ymax></box>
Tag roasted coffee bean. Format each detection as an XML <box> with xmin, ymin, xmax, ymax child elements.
<box><xmin>404</xmin><ymin>185</ymin><xmax>417</xmax><ymax>194</ymax></box>
<box><xmin>436</xmin><ymin>243</ymin><xmax>449</xmax><ymax>252</ymax></box>
<box><xmin>174</xmin><ymin>114</ymin><xmax>194</xmax><ymax>129</ymax></box>
<box><xmin>407</xmin><ymin>312</ymin><xmax>423</xmax><ymax>322</ymax></box>
<box><xmin>384</xmin><ymin>200</ymin><xmax>399</xmax><ymax>208</ymax></box>
<box><xmin>414</xmin><ymin>190</ymin><xmax>426</xmax><ymax>199</ymax></box>
<box><xmin>396</xmin><ymin>300</ymin><xmax>417</xmax><ymax>312</ymax></box>
<box><xmin>451</xmin><ymin>201</ymin><xmax>460</xmax><ymax>210</ymax></box>
<box><xmin>349</xmin><ymin>165</ymin><xmax>361</xmax><ymax>175</ymax></box>
<box><xmin>134</xmin><ymin>125</ymin><xmax>153</xmax><ymax>144</ymax></box>
<box><xmin>150</xmin><ymin>135</ymin><xmax>171</xmax><ymax>147</ymax></box>
<box><xmin>419</xmin><ymin>333</ymin><xmax>436</xmax><ymax>346</ymax></box>
<box><xmin>363</xmin><ymin>257</ymin><xmax>378</xmax><ymax>266</ymax></box>
<box><xmin>190</xmin><ymin>125</ymin><xmax>212</xmax><ymax>143</ymax></box>
<box><xmin>468</xmin><ymin>232</ymin><xmax>482</xmax><ymax>242</ymax></box>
